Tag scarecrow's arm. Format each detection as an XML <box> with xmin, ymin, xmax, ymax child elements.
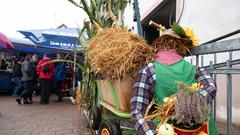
<box><xmin>197</xmin><ymin>67</ymin><xmax>217</xmax><ymax>101</ymax></box>
<box><xmin>130</xmin><ymin>63</ymin><xmax>156</xmax><ymax>135</ymax></box>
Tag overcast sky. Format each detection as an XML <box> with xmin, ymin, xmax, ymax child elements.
<box><xmin>0</xmin><ymin>0</ymin><xmax>87</xmax><ymax>39</ymax></box>
<box><xmin>0</xmin><ymin>0</ymin><xmax>157</xmax><ymax>39</ymax></box>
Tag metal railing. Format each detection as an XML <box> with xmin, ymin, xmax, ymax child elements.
<box><xmin>190</xmin><ymin>36</ymin><xmax>240</xmax><ymax>135</ymax></box>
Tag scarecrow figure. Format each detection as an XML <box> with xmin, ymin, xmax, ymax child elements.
<box><xmin>130</xmin><ymin>22</ymin><xmax>218</xmax><ymax>135</ymax></box>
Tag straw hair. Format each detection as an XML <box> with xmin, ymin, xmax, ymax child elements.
<box><xmin>151</xmin><ymin>35</ymin><xmax>190</xmax><ymax>56</ymax></box>
<box><xmin>87</xmin><ymin>28</ymin><xmax>154</xmax><ymax>79</ymax></box>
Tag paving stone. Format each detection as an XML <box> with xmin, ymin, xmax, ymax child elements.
<box><xmin>0</xmin><ymin>95</ymin><xmax>91</xmax><ymax>135</ymax></box>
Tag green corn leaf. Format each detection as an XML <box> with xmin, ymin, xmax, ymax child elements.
<box><xmin>77</xmin><ymin>27</ymin><xmax>86</xmax><ymax>39</ymax></box>
<box><xmin>77</xmin><ymin>27</ymin><xmax>89</xmax><ymax>48</ymax></box>
<box><xmin>90</xmin><ymin>0</ymin><xmax>97</xmax><ymax>14</ymax></box>
<box><xmin>84</xmin><ymin>21</ymin><xmax>96</xmax><ymax>39</ymax></box>
<box><xmin>68</xmin><ymin>0</ymin><xmax>84</xmax><ymax>9</ymax></box>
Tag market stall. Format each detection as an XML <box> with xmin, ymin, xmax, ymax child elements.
<box><xmin>0</xmin><ymin>29</ymin><xmax>80</xmax><ymax>91</ymax></box>
<box><xmin>19</xmin><ymin>28</ymin><xmax>83</xmax><ymax>92</ymax></box>
<box><xmin>0</xmin><ymin>32</ymin><xmax>15</xmax><ymax>92</ymax></box>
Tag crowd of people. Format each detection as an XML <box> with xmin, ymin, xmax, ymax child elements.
<box><xmin>12</xmin><ymin>53</ymin><xmax>74</xmax><ymax>105</ymax></box>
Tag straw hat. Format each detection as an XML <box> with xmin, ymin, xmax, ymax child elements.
<box><xmin>151</xmin><ymin>22</ymin><xmax>200</xmax><ymax>56</ymax></box>
<box><xmin>161</xmin><ymin>29</ymin><xmax>181</xmax><ymax>39</ymax></box>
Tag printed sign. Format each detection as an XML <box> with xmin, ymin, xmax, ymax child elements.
<box><xmin>19</xmin><ymin>30</ymin><xmax>82</xmax><ymax>50</ymax></box>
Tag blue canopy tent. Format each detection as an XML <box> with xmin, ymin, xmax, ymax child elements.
<box><xmin>10</xmin><ymin>38</ymin><xmax>69</xmax><ymax>54</ymax></box>
<box><xmin>0</xmin><ymin>38</ymin><xmax>56</xmax><ymax>91</ymax></box>
<box><xmin>11</xmin><ymin>38</ymin><xmax>55</xmax><ymax>54</ymax></box>
<box><xmin>18</xmin><ymin>28</ymin><xmax>82</xmax><ymax>51</ymax></box>
<box><xmin>1</xmin><ymin>28</ymin><xmax>82</xmax><ymax>91</ymax></box>
<box><xmin>18</xmin><ymin>28</ymin><xmax>83</xmax><ymax>92</ymax></box>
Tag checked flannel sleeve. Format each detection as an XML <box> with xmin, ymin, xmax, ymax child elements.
<box><xmin>197</xmin><ymin>67</ymin><xmax>217</xmax><ymax>101</ymax></box>
<box><xmin>130</xmin><ymin>62</ymin><xmax>156</xmax><ymax>135</ymax></box>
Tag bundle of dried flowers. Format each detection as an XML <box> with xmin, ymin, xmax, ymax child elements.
<box><xmin>144</xmin><ymin>82</ymin><xmax>211</xmax><ymax>133</ymax></box>
<box><xmin>172</xmin><ymin>82</ymin><xmax>211</xmax><ymax>128</ymax></box>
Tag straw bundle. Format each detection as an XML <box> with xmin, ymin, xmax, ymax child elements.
<box><xmin>87</xmin><ymin>28</ymin><xmax>154</xmax><ymax>79</ymax></box>
<box><xmin>144</xmin><ymin>96</ymin><xmax>176</xmax><ymax>125</ymax></box>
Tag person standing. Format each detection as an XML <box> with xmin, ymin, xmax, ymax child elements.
<box><xmin>0</xmin><ymin>59</ymin><xmax>8</xmax><ymax>70</ymax></box>
<box><xmin>54</xmin><ymin>54</ymin><xmax>66</xmax><ymax>102</ymax></box>
<box><xmin>63</xmin><ymin>63</ymin><xmax>73</xmax><ymax>97</ymax></box>
<box><xmin>37</xmin><ymin>54</ymin><xmax>54</xmax><ymax>105</ymax></box>
<box><xmin>12</xmin><ymin>57</ymin><xmax>22</xmax><ymax>96</ymax></box>
<box><xmin>31</xmin><ymin>55</ymin><xmax>40</xmax><ymax>95</ymax></box>
<box><xmin>16</xmin><ymin>55</ymin><xmax>34</xmax><ymax>104</ymax></box>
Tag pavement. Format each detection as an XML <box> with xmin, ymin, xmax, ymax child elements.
<box><xmin>216</xmin><ymin>122</ymin><xmax>240</xmax><ymax>135</ymax></box>
<box><xmin>1</xmin><ymin>93</ymin><xmax>240</xmax><ymax>135</ymax></box>
<box><xmin>0</xmin><ymin>94</ymin><xmax>91</xmax><ymax>135</ymax></box>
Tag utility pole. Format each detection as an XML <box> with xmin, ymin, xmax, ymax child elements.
<box><xmin>133</xmin><ymin>0</ymin><xmax>142</xmax><ymax>36</ymax></box>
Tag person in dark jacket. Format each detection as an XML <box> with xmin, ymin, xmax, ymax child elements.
<box><xmin>16</xmin><ymin>55</ymin><xmax>34</xmax><ymax>104</ymax></box>
<box><xmin>37</xmin><ymin>54</ymin><xmax>54</xmax><ymax>104</ymax></box>
<box><xmin>0</xmin><ymin>59</ymin><xmax>8</xmax><ymax>70</ymax></box>
<box><xmin>12</xmin><ymin>57</ymin><xmax>22</xmax><ymax>96</ymax></box>
<box><xmin>54</xmin><ymin>54</ymin><xmax>66</xmax><ymax>102</ymax></box>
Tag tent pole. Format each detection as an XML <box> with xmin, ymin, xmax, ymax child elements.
<box><xmin>0</xmin><ymin>52</ymin><xmax>3</xmax><ymax>69</ymax></box>
<box><xmin>72</xmin><ymin>50</ymin><xmax>77</xmax><ymax>93</ymax></box>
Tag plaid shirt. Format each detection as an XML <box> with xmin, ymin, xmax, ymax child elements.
<box><xmin>130</xmin><ymin>61</ymin><xmax>217</xmax><ymax>135</ymax></box>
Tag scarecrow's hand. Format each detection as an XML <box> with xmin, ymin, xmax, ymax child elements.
<box><xmin>196</xmin><ymin>88</ymin><xmax>213</xmax><ymax>102</ymax></box>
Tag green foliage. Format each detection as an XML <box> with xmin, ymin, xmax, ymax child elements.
<box><xmin>69</xmin><ymin>0</ymin><xmax>131</xmax><ymax>28</ymax></box>
<box><xmin>172</xmin><ymin>22</ymin><xmax>186</xmax><ymax>38</ymax></box>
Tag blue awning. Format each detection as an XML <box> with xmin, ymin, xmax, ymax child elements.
<box><xmin>18</xmin><ymin>28</ymin><xmax>82</xmax><ymax>51</ymax></box>
<box><xmin>14</xmin><ymin>46</ymin><xmax>54</xmax><ymax>54</ymax></box>
<box><xmin>7</xmin><ymin>38</ymin><xmax>69</xmax><ymax>54</ymax></box>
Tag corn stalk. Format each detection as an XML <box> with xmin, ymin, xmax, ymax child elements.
<box><xmin>69</xmin><ymin>0</ymin><xmax>131</xmax><ymax>28</ymax></box>
<box><xmin>68</xmin><ymin>0</ymin><xmax>131</xmax><ymax>109</ymax></box>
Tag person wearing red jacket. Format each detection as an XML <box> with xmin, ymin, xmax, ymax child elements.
<box><xmin>37</xmin><ymin>54</ymin><xmax>54</xmax><ymax>104</ymax></box>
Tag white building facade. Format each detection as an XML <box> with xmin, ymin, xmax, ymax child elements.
<box><xmin>124</xmin><ymin>0</ymin><xmax>240</xmax><ymax>125</ymax></box>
